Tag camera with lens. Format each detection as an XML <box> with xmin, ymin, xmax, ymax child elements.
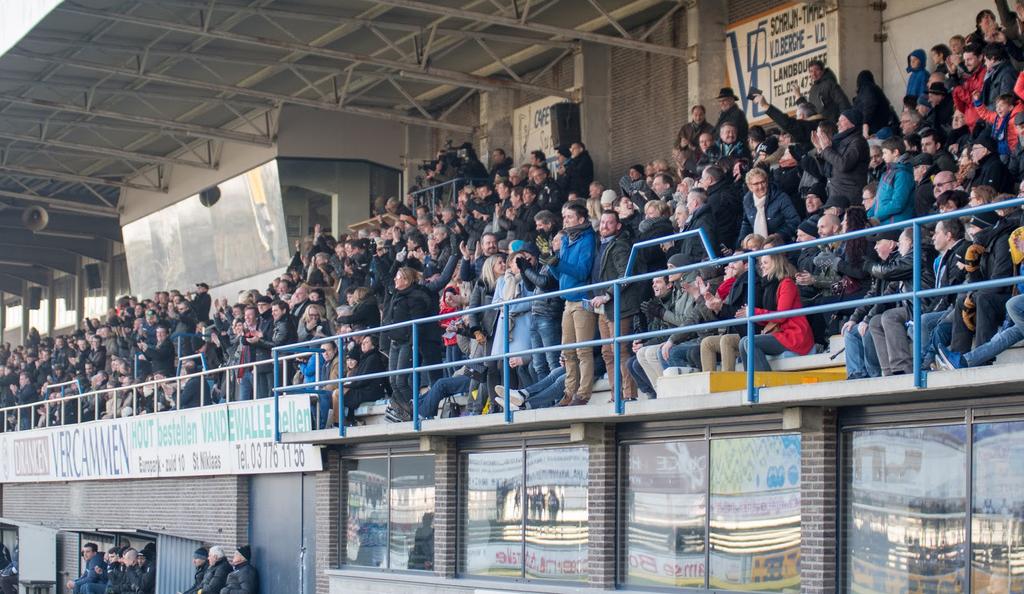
<box><xmin>747</xmin><ymin>87</ymin><xmax>763</xmax><ymax>101</ymax></box>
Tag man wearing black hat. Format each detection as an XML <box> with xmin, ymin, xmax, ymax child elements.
<box><xmin>806</xmin><ymin>59</ymin><xmax>851</xmax><ymax>123</ymax></box>
<box><xmin>713</xmin><ymin>87</ymin><xmax>748</xmax><ymax>145</ymax></box>
<box><xmin>181</xmin><ymin>548</ymin><xmax>209</xmax><ymax>594</ymax></box>
<box><xmin>221</xmin><ymin>546</ymin><xmax>258</xmax><ymax>594</ymax></box>
<box><xmin>968</xmin><ymin>135</ymin><xmax>1013</xmax><ymax>193</ymax></box>
<box><xmin>923</xmin><ymin>82</ymin><xmax>954</xmax><ymax>131</ymax></box>
<box><xmin>192</xmin><ymin>283</ymin><xmax>212</xmax><ymax>323</ymax></box>
<box><xmin>1009</xmin><ymin>111</ymin><xmax>1024</xmax><ymax>180</ymax></box>
<box><xmin>910</xmin><ymin>152</ymin><xmax>937</xmax><ymax>217</ymax></box>
<box><xmin>815</xmin><ymin>109</ymin><xmax>870</xmax><ymax>206</ymax></box>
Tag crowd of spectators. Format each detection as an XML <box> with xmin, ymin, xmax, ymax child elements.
<box><xmin>4</xmin><ymin>6</ymin><xmax>1024</xmax><ymax>428</ymax></box>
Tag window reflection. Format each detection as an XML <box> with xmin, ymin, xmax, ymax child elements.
<box><xmin>845</xmin><ymin>426</ymin><xmax>967</xmax><ymax>594</ymax></box>
<box><xmin>624</xmin><ymin>440</ymin><xmax>708</xmax><ymax>588</ymax></box>
<box><xmin>710</xmin><ymin>435</ymin><xmax>801</xmax><ymax>593</ymax></box>
<box><xmin>525</xmin><ymin>448</ymin><xmax>589</xmax><ymax>581</ymax></box>
<box><xmin>463</xmin><ymin>450</ymin><xmax>524</xmax><ymax>577</ymax></box>
<box><xmin>390</xmin><ymin>456</ymin><xmax>436</xmax><ymax>571</ymax></box>
<box><xmin>345</xmin><ymin>458</ymin><xmax>388</xmax><ymax>568</ymax></box>
<box><xmin>972</xmin><ymin>422</ymin><xmax>1024</xmax><ymax>594</ymax></box>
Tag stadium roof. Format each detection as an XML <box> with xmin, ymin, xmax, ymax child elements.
<box><xmin>0</xmin><ymin>0</ymin><xmax>684</xmax><ymax>274</ymax></box>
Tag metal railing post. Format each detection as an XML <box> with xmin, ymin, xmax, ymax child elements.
<box><xmin>412</xmin><ymin>323</ymin><xmax>420</xmax><ymax>430</ymax></box>
<box><xmin>913</xmin><ymin>222</ymin><xmax>925</xmax><ymax>388</ymax></box>
<box><xmin>272</xmin><ymin>350</ymin><xmax>281</xmax><ymax>442</ymax></box>
<box><xmin>746</xmin><ymin>255</ymin><xmax>759</xmax><ymax>404</ymax></box>
<box><xmin>613</xmin><ymin>283</ymin><xmax>623</xmax><ymax>415</ymax></box>
<box><xmin>503</xmin><ymin>302</ymin><xmax>511</xmax><ymax>423</ymax></box>
<box><xmin>337</xmin><ymin>337</ymin><xmax>345</xmax><ymax>438</ymax></box>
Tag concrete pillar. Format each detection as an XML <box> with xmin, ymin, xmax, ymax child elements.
<box><xmin>687</xmin><ymin>0</ymin><xmax>728</xmax><ymax>123</ymax></box>
<box><xmin>478</xmin><ymin>89</ymin><xmax>516</xmax><ymax>172</ymax></box>
<box><xmin>586</xmin><ymin>424</ymin><xmax>616</xmax><ymax>587</ymax></box>
<box><xmin>314</xmin><ymin>450</ymin><xmax>340</xmax><ymax>594</ymax></box>
<box><xmin>45</xmin><ymin>274</ymin><xmax>55</xmax><ymax>337</ymax></box>
<box><xmin>575</xmin><ymin>43</ymin><xmax>611</xmax><ymax>188</ymax></box>
<box><xmin>834</xmin><ymin>0</ymin><xmax>883</xmax><ymax>94</ymax></box>
<box><xmin>105</xmin><ymin>244</ymin><xmax>115</xmax><ymax>310</ymax></box>
<box><xmin>74</xmin><ymin>257</ymin><xmax>85</xmax><ymax>330</ymax></box>
<box><xmin>799</xmin><ymin>407</ymin><xmax>839</xmax><ymax>594</ymax></box>
<box><xmin>19</xmin><ymin>281</ymin><xmax>27</xmax><ymax>347</ymax></box>
<box><xmin>432</xmin><ymin>437</ymin><xmax>458</xmax><ymax>578</ymax></box>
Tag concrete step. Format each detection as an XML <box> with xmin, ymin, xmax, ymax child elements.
<box><xmin>769</xmin><ymin>350</ymin><xmax>845</xmax><ymax>371</ymax></box>
<box><xmin>657</xmin><ymin>369</ymin><xmax>847</xmax><ymax>398</ymax></box>
<box><xmin>994</xmin><ymin>344</ymin><xmax>1024</xmax><ymax>366</ymax></box>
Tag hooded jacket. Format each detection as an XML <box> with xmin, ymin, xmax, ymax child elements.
<box><xmin>854</xmin><ymin>70</ymin><xmax>897</xmax><ymax>134</ymax></box>
<box><xmin>808</xmin><ymin>67</ymin><xmax>852</xmax><ymax>123</ymax></box>
<box><xmin>819</xmin><ymin>125</ymin><xmax>870</xmax><ymax>202</ymax></box>
<box><xmin>906</xmin><ymin>49</ymin><xmax>929</xmax><ymax>98</ymax></box>
<box><xmin>869</xmin><ymin>154</ymin><xmax>915</xmax><ymax>223</ymax></box>
<box><xmin>548</xmin><ymin>224</ymin><xmax>597</xmax><ymax>302</ymax></box>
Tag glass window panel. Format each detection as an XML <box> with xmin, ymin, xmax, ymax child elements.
<box><xmin>845</xmin><ymin>425</ymin><xmax>967</xmax><ymax>594</ymax></box>
<box><xmin>462</xmin><ymin>450</ymin><xmax>524</xmax><ymax>578</ymax></box>
<box><xmin>972</xmin><ymin>421</ymin><xmax>1024</xmax><ymax>594</ymax></box>
<box><xmin>624</xmin><ymin>440</ymin><xmax>708</xmax><ymax>588</ymax></box>
<box><xmin>710</xmin><ymin>434</ymin><xmax>801</xmax><ymax>593</ymax></box>
<box><xmin>5</xmin><ymin>303</ymin><xmax>22</xmax><ymax>330</ymax></box>
<box><xmin>525</xmin><ymin>447</ymin><xmax>589</xmax><ymax>582</ymax></box>
<box><xmin>345</xmin><ymin>457</ymin><xmax>389</xmax><ymax>568</ymax></box>
<box><xmin>389</xmin><ymin>455</ymin><xmax>435</xmax><ymax>571</ymax></box>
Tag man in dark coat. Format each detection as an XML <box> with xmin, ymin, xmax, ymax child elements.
<box><xmin>951</xmin><ymin>210</ymin><xmax>1015</xmax><ymax>353</ymax></box>
<box><xmin>676</xmin><ymin>188</ymin><xmax>718</xmax><ymax>265</ymax></box>
<box><xmin>221</xmin><ymin>546</ymin><xmax>258</xmax><ymax>594</ymax></box>
<box><xmin>192</xmin><ymin>283</ymin><xmax>213</xmax><ymax>322</ymax></box>
<box><xmin>968</xmin><ymin>135</ymin><xmax>1014</xmax><ymax>193</ymax></box>
<box><xmin>700</xmin><ymin>165</ymin><xmax>744</xmax><ymax>251</ymax></box>
<box><xmin>138</xmin><ymin>326</ymin><xmax>174</xmax><ymax>377</ymax></box>
<box><xmin>556</xmin><ymin>142</ymin><xmax>595</xmax><ymax>198</ymax></box>
<box><xmin>806</xmin><ymin>60</ymin><xmax>851</xmax><ymax>123</ymax></box>
<box><xmin>922</xmin><ymin>82</ymin><xmax>954</xmax><ymax>132</ymax></box>
<box><xmin>199</xmin><ymin>547</ymin><xmax>232</xmax><ymax>594</ymax></box>
<box><xmin>853</xmin><ymin>69</ymin><xmax>897</xmax><ymax>135</ymax></box>
<box><xmin>817</xmin><ymin>108</ymin><xmax>870</xmax><ymax>204</ymax></box>
<box><xmin>182</xmin><ymin>548</ymin><xmax>209</xmax><ymax>594</ymax></box>
<box><xmin>713</xmin><ymin>87</ymin><xmax>748</xmax><ymax>144</ymax></box>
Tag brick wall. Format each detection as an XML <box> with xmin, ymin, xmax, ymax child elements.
<box><xmin>800</xmin><ymin>408</ymin><xmax>839</xmax><ymax>594</ymax></box>
<box><xmin>3</xmin><ymin>476</ymin><xmax>249</xmax><ymax>583</ymax></box>
<box><xmin>608</xmin><ymin>11</ymin><xmax>688</xmax><ymax>181</ymax></box>
<box><xmin>434</xmin><ymin>438</ymin><xmax>458</xmax><ymax>578</ymax></box>
<box><xmin>315</xmin><ymin>450</ymin><xmax>340</xmax><ymax>594</ymax></box>
<box><xmin>587</xmin><ymin>424</ymin><xmax>616</xmax><ymax>587</ymax></box>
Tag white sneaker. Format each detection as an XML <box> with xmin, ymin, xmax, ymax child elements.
<box><xmin>509</xmin><ymin>389</ymin><xmax>526</xmax><ymax>408</ymax></box>
<box><xmin>663</xmin><ymin>366</ymin><xmax>696</xmax><ymax>377</ymax></box>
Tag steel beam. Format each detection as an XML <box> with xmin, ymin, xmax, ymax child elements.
<box><xmin>0</xmin><ymin>208</ymin><xmax>120</xmax><ymax>239</ymax></box>
<box><xmin>0</xmin><ymin>188</ymin><xmax>119</xmax><ymax>217</ymax></box>
<box><xmin>0</xmin><ymin>129</ymin><xmax>215</xmax><ymax>170</ymax></box>
<box><xmin>53</xmin><ymin>5</ymin><xmax>574</xmax><ymax>99</ymax></box>
<box><xmin>364</xmin><ymin>0</ymin><xmax>687</xmax><ymax>57</ymax></box>
<box><xmin>125</xmin><ymin>0</ymin><xmax>576</xmax><ymax>48</ymax></box>
<box><xmin>0</xmin><ymin>230</ymin><xmax>110</xmax><ymax>261</ymax></box>
<box><xmin>0</xmin><ymin>274</ymin><xmax>24</xmax><ymax>297</ymax></box>
<box><xmin>0</xmin><ymin>265</ymin><xmax>49</xmax><ymax>286</ymax></box>
<box><xmin>0</xmin><ymin>90</ymin><xmax>273</xmax><ymax>147</ymax></box>
<box><xmin>13</xmin><ymin>50</ymin><xmax>478</xmax><ymax>134</ymax></box>
<box><xmin>0</xmin><ymin>163</ymin><xmax>160</xmax><ymax>193</ymax></box>
<box><xmin>0</xmin><ymin>246</ymin><xmax>76</xmax><ymax>274</ymax></box>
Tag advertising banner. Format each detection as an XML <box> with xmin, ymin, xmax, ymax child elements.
<box><xmin>513</xmin><ymin>95</ymin><xmax>570</xmax><ymax>167</ymax></box>
<box><xmin>725</xmin><ymin>2</ymin><xmax>832</xmax><ymax>124</ymax></box>
<box><xmin>0</xmin><ymin>394</ymin><xmax>321</xmax><ymax>483</ymax></box>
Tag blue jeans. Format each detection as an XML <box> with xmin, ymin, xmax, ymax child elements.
<box><xmin>529</xmin><ymin>314</ymin><xmax>561</xmax><ymax>379</ymax></box>
<box><xmin>418</xmin><ymin>375</ymin><xmax>471</xmax><ymax>419</ymax></box>
<box><xmin>522</xmin><ymin>367</ymin><xmax>567</xmax><ymax>410</ymax></box>
<box><xmin>662</xmin><ymin>341</ymin><xmax>699</xmax><ymax>369</ymax></box>
<box><xmin>739</xmin><ymin>335</ymin><xmax>789</xmax><ymax>372</ymax></box>
<box><xmin>919</xmin><ymin>309</ymin><xmax>950</xmax><ymax>366</ymax></box>
<box><xmin>444</xmin><ymin>344</ymin><xmax>463</xmax><ymax>377</ymax></box>
<box><xmin>628</xmin><ymin>355</ymin><xmax>654</xmax><ymax>395</ymax></box>
<box><xmin>844</xmin><ymin>325</ymin><xmax>881</xmax><ymax>379</ymax></box>
<box><xmin>316</xmin><ymin>391</ymin><xmax>332</xmax><ymax>429</ymax></box>
<box><xmin>963</xmin><ymin>294</ymin><xmax>1024</xmax><ymax>366</ymax></box>
<box><xmin>238</xmin><ymin>374</ymin><xmax>254</xmax><ymax>401</ymax></box>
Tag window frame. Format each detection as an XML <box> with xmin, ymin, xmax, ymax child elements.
<box><xmin>838</xmin><ymin>398</ymin><xmax>1024</xmax><ymax>594</ymax></box>
<box><xmin>338</xmin><ymin>447</ymin><xmax>436</xmax><ymax>574</ymax></box>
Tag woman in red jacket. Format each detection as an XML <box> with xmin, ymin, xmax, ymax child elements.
<box><xmin>738</xmin><ymin>253</ymin><xmax>815</xmax><ymax>371</ymax></box>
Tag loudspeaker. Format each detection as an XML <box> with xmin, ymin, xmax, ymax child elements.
<box><xmin>198</xmin><ymin>186</ymin><xmax>221</xmax><ymax>208</ymax></box>
<box><xmin>27</xmin><ymin>287</ymin><xmax>41</xmax><ymax>310</ymax></box>
<box><xmin>21</xmin><ymin>206</ymin><xmax>48</xmax><ymax>232</ymax></box>
<box><xmin>549</xmin><ymin>102</ymin><xmax>581</xmax><ymax>149</ymax></box>
<box><xmin>84</xmin><ymin>263</ymin><xmax>102</xmax><ymax>290</ymax></box>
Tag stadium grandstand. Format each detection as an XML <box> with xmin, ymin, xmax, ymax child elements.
<box><xmin>0</xmin><ymin>1</ymin><xmax>1021</xmax><ymax>594</ymax></box>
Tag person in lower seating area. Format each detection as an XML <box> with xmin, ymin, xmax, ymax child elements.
<box><xmin>843</xmin><ymin>230</ymin><xmax>902</xmax><ymax>379</ymax></box>
<box><xmin>739</xmin><ymin>253</ymin><xmax>814</xmax><ymax>371</ymax></box>
<box><xmin>180</xmin><ymin>547</ymin><xmax>208</xmax><ymax>594</ymax></box>
<box><xmin>498</xmin><ymin>364</ymin><xmax>567</xmax><ymax>410</ymax></box>
<box><xmin>199</xmin><ymin>546</ymin><xmax>231</xmax><ymax>594</ymax></box>
<box><xmin>221</xmin><ymin>545</ymin><xmax>258</xmax><ymax>594</ymax></box>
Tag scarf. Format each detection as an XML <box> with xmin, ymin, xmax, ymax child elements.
<box><xmin>753</xmin><ymin>192</ymin><xmax>769</xmax><ymax>237</ymax></box>
<box><xmin>563</xmin><ymin>221</ymin><xmax>592</xmax><ymax>242</ymax></box>
<box><xmin>501</xmin><ymin>271</ymin><xmax>522</xmax><ymax>303</ymax></box>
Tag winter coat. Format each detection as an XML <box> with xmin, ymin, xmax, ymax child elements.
<box><xmin>968</xmin><ymin>152</ymin><xmax>1014</xmax><ymax>193</ymax></box>
<box><xmin>594</xmin><ymin>233</ymin><xmax>644</xmax><ymax>317</ymax></box>
<box><xmin>706</xmin><ymin>179</ymin><xmax>744</xmax><ymax>250</ymax></box>
<box><xmin>922</xmin><ymin>93</ymin><xmax>954</xmax><ymax>133</ymax></box>
<box><xmin>906</xmin><ymin>49</ymin><xmax>929</xmax><ymax>98</ymax></box>
<box><xmin>981</xmin><ymin>59</ymin><xmax>1019</xmax><ymax>110</ymax></box>
<box><xmin>930</xmin><ymin>239</ymin><xmax>968</xmax><ymax>313</ymax></box>
<box><xmin>559</xmin><ymin>150</ymin><xmax>595</xmax><ymax>197</ymax></box>
<box><xmin>854</xmin><ymin>70</ymin><xmax>897</xmax><ymax>134</ymax></box>
<box><xmin>345</xmin><ymin>349</ymin><xmax>389</xmax><ymax>395</ymax></box>
<box><xmin>548</xmin><ymin>225</ymin><xmax>597</xmax><ymax>302</ymax></box>
<box><xmin>183</xmin><ymin>562</ymin><xmax>209</xmax><ymax>594</ymax></box>
<box><xmin>677</xmin><ymin>204</ymin><xmax>718</xmax><ymax>266</ymax></box>
<box><xmin>952</xmin><ymin>63</ymin><xmax>987</xmax><ymax>131</ymax></box>
<box><xmin>975</xmin><ymin>100</ymin><xmax>1024</xmax><ymax>154</ymax></box>
<box><xmin>381</xmin><ymin>284</ymin><xmax>432</xmax><ymax>345</ymax></box>
<box><xmin>738</xmin><ymin>185</ymin><xmax>802</xmax><ymax>245</ymax></box>
<box><xmin>142</xmin><ymin>340</ymin><xmax>175</xmax><ymax>376</ymax></box>
<box><xmin>868</xmin><ymin>155</ymin><xmax>915</xmax><ymax>223</ymax></box>
<box><xmin>490</xmin><ymin>274</ymin><xmax>533</xmax><ymax>356</ymax></box>
<box><xmin>251</xmin><ymin>315</ymin><xmax>297</xmax><ymax>352</ymax></box>
<box><xmin>819</xmin><ymin>126</ymin><xmax>870</xmax><ymax>202</ymax></box>
<box><xmin>521</xmin><ymin>262</ymin><xmax>563</xmax><ymax>319</ymax></box>
<box><xmin>336</xmin><ymin>296</ymin><xmax>380</xmax><ymax>329</ymax></box>
<box><xmin>765</xmin><ymin>104</ymin><xmax>821</xmax><ymax>148</ymax></box>
<box><xmin>635</xmin><ymin>216</ymin><xmax>674</xmax><ymax>273</ymax></box>
<box><xmin>969</xmin><ymin>218</ymin><xmax>1016</xmax><ymax>295</ymax></box>
<box><xmin>221</xmin><ymin>562</ymin><xmax>259</xmax><ymax>594</ymax></box>
<box><xmin>715</xmin><ymin>103</ymin><xmax>749</xmax><ymax>142</ymax></box>
<box><xmin>808</xmin><ymin>67</ymin><xmax>852</xmax><ymax>123</ymax></box>
<box><xmin>754</xmin><ymin>277</ymin><xmax>814</xmax><ymax>356</ymax></box>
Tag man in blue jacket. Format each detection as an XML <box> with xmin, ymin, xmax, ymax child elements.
<box><xmin>542</xmin><ymin>202</ymin><xmax>597</xmax><ymax>406</ymax></box>
<box><xmin>66</xmin><ymin>542</ymin><xmax>106</xmax><ymax>594</ymax></box>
